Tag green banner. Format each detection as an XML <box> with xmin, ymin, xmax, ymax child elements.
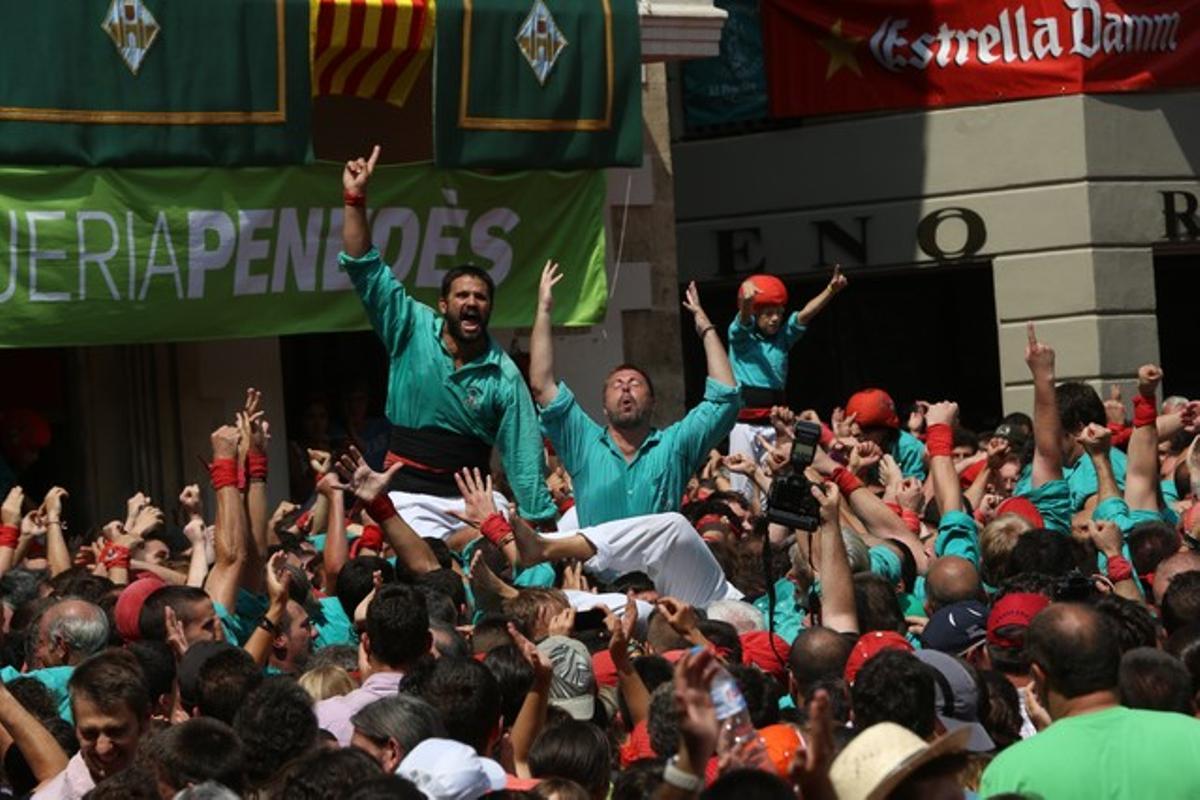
<box><xmin>435</xmin><ymin>0</ymin><xmax>642</xmax><ymax>168</ymax></box>
<box><xmin>0</xmin><ymin>0</ymin><xmax>311</xmax><ymax>166</ymax></box>
<box><xmin>0</xmin><ymin>164</ymin><xmax>608</xmax><ymax>347</ymax></box>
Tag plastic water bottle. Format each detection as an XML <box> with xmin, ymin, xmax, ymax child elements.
<box><xmin>708</xmin><ymin>662</ymin><xmax>773</xmax><ymax>770</ymax></box>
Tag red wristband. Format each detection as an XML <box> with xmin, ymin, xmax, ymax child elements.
<box><xmin>100</xmin><ymin>542</ymin><xmax>131</xmax><ymax>570</ymax></box>
<box><xmin>884</xmin><ymin>503</ymin><xmax>921</xmax><ymax>534</ymax></box>
<box><xmin>366</xmin><ymin>493</ymin><xmax>397</xmax><ymax>524</ymax></box>
<box><xmin>343</xmin><ymin>189</ymin><xmax>366</xmax><ymax>207</ymax></box>
<box><xmin>925</xmin><ymin>423</ymin><xmax>954</xmax><ymax>458</ymax></box>
<box><xmin>1106</xmin><ymin>554</ymin><xmax>1133</xmax><ymax>583</ymax></box>
<box><xmin>555</xmin><ymin>497</ymin><xmax>575</xmax><ymax>514</ymax></box>
<box><xmin>830</xmin><ymin>466</ymin><xmax>863</xmax><ymax>496</ymax></box>
<box><xmin>1132</xmin><ymin>394</ymin><xmax>1157</xmax><ymax>428</ymax></box>
<box><xmin>480</xmin><ymin>512</ymin><xmax>514</xmax><ymax>546</ymax></box>
<box><xmin>0</xmin><ymin>525</ymin><xmax>17</xmax><ymax>549</ymax></box>
<box><xmin>209</xmin><ymin>458</ymin><xmax>238</xmax><ymax>491</ymax></box>
<box><xmin>819</xmin><ymin>424</ymin><xmax>836</xmax><ymax>448</ymax></box>
<box><xmin>248</xmin><ymin>452</ymin><xmax>268</xmax><ymax>481</ymax></box>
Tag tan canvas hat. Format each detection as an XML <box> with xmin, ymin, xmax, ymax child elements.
<box><xmin>829</xmin><ymin>722</ymin><xmax>971</xmax><ymax>800</ymax></box>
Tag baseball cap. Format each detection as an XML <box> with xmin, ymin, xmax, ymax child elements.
<box><xmin>830</xmin><ymin>722</ymin><xmax>970</xmax><ymax>800</ymax></box>
<box><xmin>986</xmin><ymin>593</ymin><xmax>1051</xmax><ymax>649</ymax></box>
<box><xmin>844</xmin><ymin>631</ymin><xmax>913</xmax><ymax>685</ymax></box>
<box><xmin>916</xmin><ymin>650</ymin><xmax>995</xmax><ymax>753</ymax></box>
<box><xmin>921</xmin><ymin>600</ymin><xmax>989</xmax><ymax>655</ymax></box>
<box><xmin>537</xmin><ymin>635</ymin><xmax>596</xmax><ymax>720</ymax></box>
<box><xmin>995</xmin><ymin>497</ymin><xmax>1044</xmax><ymax>529</ymax></box>
<box><xmin>993</xmin><ymin>422</ymin><xmax>1029</xmax><ymax>450</ymax></box>
<box><xmin>739</xmin><ymin>631</ymin><xmax>790</xmax><ymax>682</ymax></box>
<box><xmin>845</xmin><ymin>389</ymin><xmax>900</xmax><ymax>430</ymax></box>
<box><xmin>396</xmin><ymin>738</ymin><xmax>506</xmax><ymax>800</ymax></box>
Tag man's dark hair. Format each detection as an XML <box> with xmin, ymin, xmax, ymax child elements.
<box><xmin>139</xmin><ymin>586</ymin><xmax>211</xmax><ymax>641</ymax></box>
<box><xmin>417</xmin><ymin>587</ymin><xmax>460</xmax><ymax>628</ymax></box>
<box><xmin>1026</xmin><ymin>603</ymin><xmax>1119</xmax><ymax>699</ymax></box>
<box><xmin>1095</xmin><ymin>594</ymin><xmax>1158</xmax><ymax>652</ymax></box>
<box><xmin>647</xmin><ymin>683</ymin><xmax>680</xmax><ymax>758</ymax></box>
<box><xmin>281</xmin><ymin>746</ymin><xmax>382</xmax><ymax>800</ymax></box>
<box><xmin>409</xmin><ymin>656</ymin><xmax>501</xmax><ymax>754</ymax></box>
<box><xmin>698</xmin><ymin>619</ymin><xmax>742</xmax><ymax>664</ymax></box>
<box><xmin>1165</xmin><ymin>623</ymin><xmax>1200</xmax><ymax>701</ymax></box>
<box><xmin>890</xmin><ymin>753</ymin><xmax>972</xmax><ymax>800</ymax></box>
<box><xmin>529</xmin><ymin>719</ymin><xmax>612</xmax><ymax>796</ymax></box>
<box><xmin>851</xmin><ymin>650</ymin><xmax>936</xmax><ymax>738</ymax></box>
<box><xmin>483</xmin><ymin>644</ymin><xmax>534</xmax><ymax>727</ymax></box>
<box><xmin>604</xmin><ymin>363</ymin><xmax>656</xmax><ymax>398</ymax></box>
<box><xmin>1162</xmin><ymin>570</ymin><xmax>1200</xmax><ymax>635</ymax></box>
<box><xmin>1055</xmin><ymin>382</ymin><xmax>1106</xmax><ymax>433</ymax></box>
<box><xmin>127</xmin><ymin>639</ymin><xmax>176</xmax><ymax>708</ymax></box>
<box><xmin>979</xmin><ymin>669</ymin><xmax>1022</xmax><ymax>751</ymax></box>
<box><xmin>612</xmin><ymin>759</ymin><xmax>665</xmax><ymax>800</ymax></box>
<box><xmin>1129</xmin><ymin>521</ymin><xmax>1181</xmax><ymax>577</ymax></box>
<box><xmin>307</xmin><ymin>644</ymin><xmax>360</xmax><ymax>673</ymax></box>
<box><xmin>440</xmin><ymin>264</ymin><xmax>495</xmax><ymax>302</ymax></box>
<box><xmin>46</xmin><ymin>569</ymin><xmax>116</xmax><ymax>607</ymax></box>
<box><xmin>346</xmin><ymin>775</ymin><xmax>426</xmax><ymax>800</ymax></box>
<box><xmin>728</xmin><ymin>664</ymin><xmax>781</xmax><ymax>729</ymax></box>
<box><xmin>233</xmin><ymin>677</ymin><xmax>319</xmax><ymax>788</ymax></box>
<box><xmin>1119</xmin><ymin>647</ymin><xmax>1195</xmax><ymax>715</ymax></box>
<box><xmin>789</xmin><ymin>628</ymin><xmax>854</xmax><ymax>700</ymax></box>
<box><xmin>6</xmin><ymin>677</ymin><xmax>58</xmax><ymax>721</ymax></box>
<box><xmin>853</xmin><ymin>573</ymin><xmax>904</xmax><ymax>634</ymax></box>
<box><xmin>366</xmin><ymin>583</ymin><xmax>430</xmax><ymax>668</ymax></box>
<box><xmin>617</xmin><ymin>655</ymin><xmax>674</xmax><ymax>733</ymax></box>
<box><xmin>84</xmin><ymin>766</ymin><xmax>160</xmax><ymax>800</ymax></box>
<box><xmin>69</xmin><ymin>648</ymin><xmax>150</xmax><ymax>720</ymax></box>
<box><xmin>335</xmin><ymin>557</ymin><xmax>396</xmax><ymax>619</ymax></box>
<box><xmin>609</xmin><ymin>572</ymin><xmax>655</xmax><ymax>595</ymax></box>
<box><xmin>196</xmin><ymin>646</ymin><xmax>263</xmax><ymax>724</ymax></box>
<box><xmin>417</xmin><ymin>569</ymin><xmax>466</xmax><ymax>618</ymax></box>
<box><xmin>150</xmin><ymin>717</ymin><xmax>246</xmax><ymax>794</ymax></box>
<box><xmin>701</xmin><ymin>769</ymin><xmax>794</xmax><ymax>799</ymax></box>
<box><xmin>1008</xmin><ymin>530</ymin><xmax>1080</xmax><ymax>578</ymax></box>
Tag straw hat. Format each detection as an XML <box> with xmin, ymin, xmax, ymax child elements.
<box><xmin>829</xmin><ymin>723</ymin><xmax>970</xmax><ymax>800</ymax></box>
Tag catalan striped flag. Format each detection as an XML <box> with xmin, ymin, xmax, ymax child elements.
<box><xmin>310</xmin><ymin>0</ymin><xmax>434</xmax><ymax>107</ymax></box>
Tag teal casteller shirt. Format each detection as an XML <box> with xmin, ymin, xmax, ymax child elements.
<box><xmin>341</xmin><ymin>249</ymin><xmax>555</xmax><ymax>522</ymax></box>
<box><xmin>728</xmin><ymin>312</ymin><xmax>807</xmax><ymax>391</ymax></box>
<box><xmin>539</xmin><ymin>379</ymin><xmax>740</xmax><ymax>527</ymax></box>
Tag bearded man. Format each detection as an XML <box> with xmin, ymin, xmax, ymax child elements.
<box><xmin>338</xmin><ymin>146</ymin><xmax>555</xmax><ymax>536</ymax></box>
<box><xmin>528</xmin><ymin>262</ymin><xmax>740</xmax><ymax>526</ymax></box>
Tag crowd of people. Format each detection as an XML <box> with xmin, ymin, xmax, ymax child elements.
<box><xmin>1</xmin><ymin>148</ymin><xmax>1199</xmax><ymax>799</ymax></box>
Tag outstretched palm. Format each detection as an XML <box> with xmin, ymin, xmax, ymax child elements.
<box><xmin>335</xmin><ymin>446</ymin><xmax>402</xmax><ymax>503</ymax></box>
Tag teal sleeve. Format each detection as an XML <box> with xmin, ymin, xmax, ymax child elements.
<box><xmin>314</xmin><ymin>597</ymin><xmax>356</xmax><ymax>648</ymax></box>
<box><xmin>935</xmin><ymin>509</ymin><xmax>980</xmax><ymax>566</ymax></box>
<box><xmin>496</xmin><ymin>376</ymin><xmax>556</xmax><ymax>522</ymax></box>
<box><xmin>727</xmin><ymin>315</ymin><xmax>755</xmax><ymax>346</ymax></box>
<box><xmin>514</xmin><ymin>562</ymin><xmax>557</xmax><ymax>588</ymax></box>
<box><xmin>1024</xmin><ymin>478</ymin><xmax>1072</xmax><ymax>534</ymax></box>
<box><xmin>539</xmin><ymin>382</ymin><xmax>605</xmax><ymax>476</ymax></box>
<box><xmin>751</xmin><ymin>578</ymin><xmax>805</xmax><ymax>645</ymax></box>
<box><xmin>341</xmin><ymin>248</ymin><xmax>416</xmax><ymax>358</ymax></box>
<box><xmin>895</xmin><ymin>432</ymin><xmax>928</xmax><ymax>481</ymax></box>
<box><xmin>213</xmin><ymin>600</ymin><xmax>253</xmax><ymax>645</ymax></box>
<box><xmin>1094</xmin><ymin>496</ymin><xmax>1137</xmax><ymax>534</ymax></box>
<box><xmin>0</xmin><ymin>665</ymin><xmax>73</xmax><ymax>722</ymax></box>
<box><xmin>671</xmin><ymin>378</ymin><xmax>742</xmax><ymax>473</ymax></box>
<box><xmin>869</xmin><ymin>545</ymin><xmax>903</xmax><ymax>584</ymax></box>
<box><xmin>780</xmin><ymin>311</ymin><xmax>808</xmax><ymax>349</ymax></box>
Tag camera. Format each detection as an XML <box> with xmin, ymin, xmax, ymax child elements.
<box><xmin>765</xmin><ymin>420</ymin><xmax>823</xmax><ymax>531</ymax></box>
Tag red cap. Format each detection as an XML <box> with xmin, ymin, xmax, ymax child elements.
<box><xmin>114</xmin><ymin>576</ymin><xmax>166</xmax><ymax>642</ymax></box>
<box><xmin>741</xmin><ymin>275</ymin><xmax>788</xmax><ymax>312</ymax></box>
<box><xmin>740</xmin><ymin>631</ymin><xmax>790</xmax><ymax>682</ymax></box>
<box><xmin>845</xmin><ymin>389</ymin><xmax>900</xmax><ymax>430</ymax></box>
<box><xmin>759</xmin><ymin>724</ymin><xmax>804</xmax><ymax>777</ymax></box>
<box><xmin>960</xmin><ymin>459</ymin><xmax>986</xmax><ymax>490</ymax></box>
<box><xmin>987</xmin><ymin>593</ymin><xmax>1051</xmax><ymax>649</ymax></box>
<box><xmin>996</xmin><ymin>497</ymin><xmax>1044</xmax><ymax>529</ymax></box>
<box><xmin>844</xmin><ymin>630</ymin><xmax>913</xmax><ymax>685</ymax></box>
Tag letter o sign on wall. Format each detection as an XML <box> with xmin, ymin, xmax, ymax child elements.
<box><xmin>916</xmin><ymin>207</ymin><xmax>988</xmax><ymax>262</ymax></box>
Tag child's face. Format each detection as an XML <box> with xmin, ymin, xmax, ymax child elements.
<box><xmin>756</xmin><ymin>305</ymin><xmax>785</xmax><ymax>334</ymax></box>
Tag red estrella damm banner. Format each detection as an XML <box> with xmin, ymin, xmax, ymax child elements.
<box><xmin>761</xmin><ymin>0</ymin><xmax>1196</xmax><ymax>118</ymax></box>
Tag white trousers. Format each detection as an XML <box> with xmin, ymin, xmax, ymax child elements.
<box><xmin>728</xmin><ymin>421</ymin><xmax>774</xmax><ymax>500</ymax></box>
<box><xmin>545</xmin><ymin>512</ymin><xmax>742</xmax><ymax>609</ymax></box>
<box><xmin>387</xmin><ymin>490</ymin><xmax>512</xmax><ymax>540</ymax></box>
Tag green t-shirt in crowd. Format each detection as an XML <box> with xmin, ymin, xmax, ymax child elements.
<box><xmin>980</xmin><ymin>706</ymin><xmax>1200</xmax><ymax>799</ymax></box>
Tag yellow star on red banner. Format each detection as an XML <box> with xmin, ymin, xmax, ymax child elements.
<box><xmin>819</xmin><ymin>19</ymin><xmax>863</xmax><ymax>79</ymax></box>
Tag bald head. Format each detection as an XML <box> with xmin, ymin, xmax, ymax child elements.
<box><xmin>1153</xmin><ymin>552</ymin><xmax>1200</xmax><ymax>605</ymax></box>
<box><xmin>788</xmin><ymin>627</ymin><xmax>853</xmax><ymax>700</ymax></box>
<box><xmin>32</xmin><ymin>598</ymin><xmax>110</xmax><ymax>668</ymax></box>
<box><xmin>925</xmin><ymin>556</ymin><xmax>981</xmax><ymax>612</ymax></box>
<box><xmin>1026</xmin><ymin>603</ymin><xmax>1119</xmax><ymax>702</ymax></box>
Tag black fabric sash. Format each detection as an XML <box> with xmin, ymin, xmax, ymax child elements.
<box><xmin>386</xmin><ymin>425</ymin><xmax>491</xmax><ymax>497</ymax></box>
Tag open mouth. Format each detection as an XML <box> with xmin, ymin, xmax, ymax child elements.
<box><xmin>460</xmin><ymin>309</ymin><xmax>481</xmax><ymax>333</ymax></box>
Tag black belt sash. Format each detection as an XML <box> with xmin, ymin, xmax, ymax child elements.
<box><xmin>386</xmin><ymin>426</ymin><xmax>492</xmax><ymax>497</ymax></box>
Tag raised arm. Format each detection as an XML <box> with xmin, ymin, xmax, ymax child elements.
<box><xmin>925</xmin><ymin>402</ymin><xmax>963</xmax><ymax>515</ymax></box>
<box><xmin>317</xmin><ymin>473</ymin><xmax>349</xmax><ymax>585</ymax></box>
<box><xmin>336</xmin><ymin>447</ymin><xmax>440</xmax><ymax>574</ymax></box>
<box><xmin>205</xmin><ymin>425</ymin><xmax>246</xmax><ymax>612</ymax></box>
<box><xmin>795</xmin><ymin>264</ymin><xmax>848</xmax><ymax>325</ymax></box>
<box><xmin>812</xmin><ymin>482</ymin><xmax>858</xmax><ymax>634</ymax></box>
<box><xmin>1025</xmin><ymin>322</ymin><xmax>1063</xmax><ymax>488</ymax></box>
<box><xmin>41</xmin><ymin>487</ymin><xmax>71</xmax><ymax>577</ymax></box>
<box><xmin>243</xmin><ymin>388</ymin><xmax>271</xmax><ymax>566</ymax></box>
<box><xmin>244</xmin><ymin>552</ymin><xmax>290</xmax><ymax>668</ymax></box>
<box><xmin>682</xmin><ymin>281</ymin><xmax>734</xmax><ymax>387</ymax></box>
<box><xmin>0</xmin><ymin>680</ymin><xmax>68</xmax><ymax>787</ymax></box>
<box><xmin>0</xmin><ymin>488</ymin><xmax>22</xmax><ymax>578</ymax></box>
<box><xmin>1078</xmin><ymin>424</ymin><xmax>1119</xmax><ymax>502</ymax></box>
<box><xmin>342</xmin><ymin>145</ymin><xmax>380</xmax><ymax>258</ymax></box>
<box><xmin>1126</xmin><ymin>365</ymin><xmax>1163</xmax><ymax>512</ymax></box>
<box><xmin>529</xmin><ymin>260</ymin><xmax>562</xmax><ymax>407</ymax></box>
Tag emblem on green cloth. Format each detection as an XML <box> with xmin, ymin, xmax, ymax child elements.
<box><xmin>515</xmin><ymin>0</ymin><xmax>567</xmax><ymax>85</ymax></box>
<box><xmin>102</xmin><ymin>0</ymin><xmax>160</xmax><ymax>75</ymax></box>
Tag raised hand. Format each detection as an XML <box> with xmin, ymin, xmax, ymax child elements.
<box><xmin>308</xmin><ymin>448</ymin><xmax>333</xmax><ymax>477</ymax></box>
<box><xmin>739</xmin><ymin>279</ymin><xmax>760</xmax><ymax>308</ymax></box>
<box><xmin>1</xmin><ymin>487</ymin><xmax>23</xmax><ymax>527</ymax></box>
<box><xmin>657</xmin><ymin>597</ymin><xmax>699</xmax><ymax>638</ymax></box>
<box><xmin>129</xmin><ymin>504</ymin><xmax>165</xmax><ymax>539</ymax></box>
<box><xmin>791</xmin><ymin>690</ymin><xmax>835</xmax><ymax>800</ymax></box>
<box><xmin>769</xmin><ymin>405</ymin><xmax>797</xmax><ymax>443</ymax></box>
<box><xmin>1104</xmin><ymin>385</ymin><xmax>1126</xmax><ymax>426</ymax></box>
<box><xmin>848</xmin><ymin>440</ymin><xmax>882</xmax><ymax>474</ymax></box>
<box><xmin>878</xmin><ymin>453</ymin><xmax>902</xmax><ymax>489</ymax></box>
<box><xmin>603</xmin><ymin>596</ymin><xmax>639</xmax><ymax>671</ymax></box>
<box><xmin>907</xmin><ymin>400</ymin><xmax>929</xmax><ymax>434</ymax></box>
<box><xmin>673</xmin><ymin>649</ymin><xmax>721</xmax><ymax>772</ymax></box>
<box><xmin>1137</xmin><ymin>364</ymin><xmax>1163</xmax><ymax>399</ymax></box>
<box><xmin>41</xmin><ymin>487</ymin><xmax>68</xmax><ymax>522</ymax></box>
<box><xmin>537</xmin><ymin>260</ymin><xmax>563</xmax><ymax>315</ymax></box>
<box><xmin>827</xmin><ymin>263</ymin><xmax>848</xmax><ymax>294</ymax></box>
<box><xmin>562</xmin><ymin>561</ymin><xmax>591</xmax><ymax>593</ymax></box>
<box><xmin>178</xmin><ymin>484</ymin><xmax>203</xmax><ymax>520</ymax></box>
<box><xmin>125</xmin><ymin>491</ymin><xmax>149</xmax><ymax>530</ymax></box>
<box><xmin>210</xmin><ymin>425</ymin><xmax>240</xmax><ymax>461</ymax></box>
<box><xmin>508</xmin><ymin>621</ymin><xmax>553</xmax><ymax>683</ymax></box>
<box><xmin>343</xmin><ymin>145</ymin><xmax>381</xmax><ymax>194</ymax></box>
<box><xmin>721</xmin><ymin>453</ymin><xmax>758</xmax><ymax>477</ymax></box>
<box><xmin>985</xmin><ymin>437</ymin><xmax>1012</xmax><ymax>469</ymax></box>
<box><xmin>1024</xmin><ymin>322</ymin><xmax>1055</xmax><ymax>379</ymax></box>
<box><xmin>896</xmin><ymin>477</ymin><xmax>922</xmax><ymax>511</ymax></box>
<box><xmin>265</xmin><ymin>550</ymin><xmax>292</xmax><ymax>607</ymax></box>
<box><xmin>164</xmin><ymin>606</ymin><xmax>188</xmax><ymax>660</ymax></box>
<box><xmin>810</xmin><ymin>481</ymin><xmax>841</xmax><ymax>525</ymax></box>
<box><xmin>547</xmin><ymin>606</ymin><xmax>576</xmax><ymax>637</ymax></box>
<box><xmin>451</xmin><ymin>467</ymin><xmax>499</xmax><ymax>528</ymax></box>
<box><xmin>924</xmin><ymin>400</ymin><xmax>959</xmax><ymax>428</ymax></box>
<box><xmin>333</xmin><ymin>446</ymin><xmax>403</xmax><ymax>503</ymax></box>
<box><xmin>681</xmin><ymin>281</ymin><xmax>714</xmax><ymax>337</ymax></box>
<box><xmin>1076</xmin><ymin>422</ymin><xmax>1112</xmax><ymax>456</ymax></box>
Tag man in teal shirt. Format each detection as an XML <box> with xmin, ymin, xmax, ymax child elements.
<box><xmin>528</xmin><ymin>262</ymin><xmax>740</xmax><ymax>527</ymax></box>
<box><xmin>339</xmin><ymin>146</ymin><xmax>554</xmax><ymax>535</ymax></box>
